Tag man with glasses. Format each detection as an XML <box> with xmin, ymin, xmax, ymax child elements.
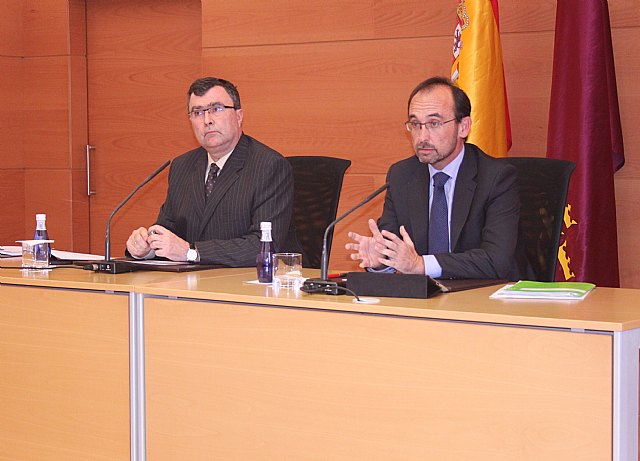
<box><xmin>346</xmin><ymin>76</ymin><xmax>520</xmax><ymax>280</ymax></box>
<box><xmin>126</xmin><ymin>77</ymin><xmax>296</xmax><ymax>266</ymax></box>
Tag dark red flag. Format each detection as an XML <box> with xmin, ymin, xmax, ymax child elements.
<box><xmin>547</xmin><ymin>0</ymin><xmax>624</xmax><ymax>287</ymax></box>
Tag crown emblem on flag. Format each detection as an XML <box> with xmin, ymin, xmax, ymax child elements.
<box><xmin>456</xmin><ymin>0</ymin><xmax>469</xmax><ymax>30</ymax></box>
<box><xmin>452</xmin><ymin>0</ymin><xmax>469</xmax><ymax>68</ymax></box>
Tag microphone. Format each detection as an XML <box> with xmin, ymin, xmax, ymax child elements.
<box><xmin>94</xmin><ymin>160</ymin><xmax>171</xmax><ymax>273</ymax></box>
<box><xmin>302</xmin><ymin>182</ymin><xmax>389</xmax><ymax>294</ymax></box>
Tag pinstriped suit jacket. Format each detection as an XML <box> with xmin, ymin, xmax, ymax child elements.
<box><xmin>378</xmin><ymin>143</ymin><xmax>521</xmax><ymax>280</ymax></box>
<box><xmin>156</xmin><ymin>134</ymin><xmax>296</xmax><ymax>267</ymax></box>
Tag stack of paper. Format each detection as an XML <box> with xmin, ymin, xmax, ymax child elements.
<box><xmin>0</xmin><ymin>246</ymin><xmax>103</xmax><ymax>261</ymax></box>
<box><xmin>0</xmin><ymin>246</ymin><xmax>21</xmax><ymax>257</ymax></box>
<box><xmin>490</xmin><ymin>281</ymin><xmax>596</xmax><ymax>300</ymax></box>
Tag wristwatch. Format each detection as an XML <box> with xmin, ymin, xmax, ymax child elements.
<box><xmin>186</xmin><ymin>242</ymin><xmax>199</xmax><ymax>263</ymax></box>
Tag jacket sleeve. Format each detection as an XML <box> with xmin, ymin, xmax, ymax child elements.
<box><xmin>436</xmin><ymin>162</ymin><xmax>520</xmax><ymax>280</ymax></box>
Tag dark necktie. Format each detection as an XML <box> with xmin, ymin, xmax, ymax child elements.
<box><xmin>429</xmin><ymin>172</ymin><xmax>450</xmax><ymax>255</ymax></box>
<box><xmin>205</xmin><ymin>163</ymin><xmax>220</xmax><ymax>200</ymax></box>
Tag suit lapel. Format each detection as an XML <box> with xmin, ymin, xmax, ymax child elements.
<box><xmin>450</xmin><ymin>146</ymin><xmax>478</xmax><ymax>250</ymax></box>
<box><xmin>197</xmin><ymin>135</ymin><xmax>248</xmax><ymax>237</ymax></box>
<box><xmin>409</xmin><ymin>161</ymin><xmax>430</xmax><ymax>254</ymax></box>
<box><xmin>189</xmin><ymin>148</ymin><xmax>208</xmax><ymax>221</ymax></box>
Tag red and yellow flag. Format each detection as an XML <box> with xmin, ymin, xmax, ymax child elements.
<box><xmin>451</xmin><ymin>0</ymin><xmax>511</xmax><ymax>157</ymax></box>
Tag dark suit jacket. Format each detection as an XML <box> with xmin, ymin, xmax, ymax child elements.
<box><xmin>155</xmin><ymin>134</ymin><xmax>295</xmax><ymax>267</ymax></box>
<box><xmin>378</xmin><ymin>143</ymin><xmax>520</xmax><ymax>280</ymax></box>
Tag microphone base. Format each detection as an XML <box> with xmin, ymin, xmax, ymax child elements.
<box><xmin>301</xmin><ymin>278</ymin><xmax>343</xmax><ymax>295</ymax></box>
<box><xmin>85</xmin><ymin>260</ymin><xmax>139</xmax><ymax>274</ymax></box>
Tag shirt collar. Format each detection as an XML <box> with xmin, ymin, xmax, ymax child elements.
<box><xmin>207</xmin><ymin>149</ymin><xmax>233</xmax><ymax>172</ymax></box>
<box><xmin>428</xmin><ymin>145</ymin><xmax>465</xmax><ymax>181</ymax></box>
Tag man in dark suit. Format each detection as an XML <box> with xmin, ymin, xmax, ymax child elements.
<box><xmin>126</xmin><ymin>77</ymin><xmax>295</xmax><ymax>266</ymax></box>
<box><xmin>346</xmin><ymin>77</ymin><xmax>520</xmax><ymax>280</ymax></box>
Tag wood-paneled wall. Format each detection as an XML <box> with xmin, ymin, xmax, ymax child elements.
<box><xmin>0</xmin><ymin>0</ymin><xmax>25</xmax><ymax>244</ymax></box>
<box><xmin>200</xmin><ymin>0</ymin><xmax>640</xmax><ymax>287</ymax></box>
<box><xmin>1</xmin><ymin>1</ymin><xmax>639</xmax><ymax>287</ymax></box>
<box><xmin>0</xmin><ymin>0</ymin><xmax>89</xmax><ymax>251</ymax></box>
<box><xmin>85</xmin><ymin>0</ymin><xmax>203</xmax><ymax>253</ymax></box>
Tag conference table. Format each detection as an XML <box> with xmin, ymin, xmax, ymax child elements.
<box><xmin>1</xmin><ymin>260</ymin><xmax>639</xmax><ymax>460</ymax></box>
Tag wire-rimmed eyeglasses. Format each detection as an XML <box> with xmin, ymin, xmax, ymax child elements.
<box><xmin>405</xmin><ymin>118</ymin><xmax>456</xmax><ymax>132</ymax></box>
<box><xmin>188</xmin><ymin>104</ymin><xmax>236</xmax><ymax>119</ymax></box>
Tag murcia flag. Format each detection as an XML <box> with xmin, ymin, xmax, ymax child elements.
<box><xmin>547</xmin><ymin>0</ymin><xmax>624</xmax><ymax>287</ymax></box>
<box><xmin>451</xmin><ymin>0</ymin><xmax>511</xmax><ymax>157</ymax></box>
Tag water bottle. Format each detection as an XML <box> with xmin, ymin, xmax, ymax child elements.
<box><xmin>256</xmin><ymin>221</ymin><xmax>275</xmax><ymax>283</ymax></box>
<box><xmin>33</xmin><ymin>213</ymin><xmax>50</xmax><ymax>260</ymax></box>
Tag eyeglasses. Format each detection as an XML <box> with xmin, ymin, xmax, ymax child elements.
<box><xmin>405</xmin><ymin>118</ymin><xmax>456</xmax><ymax>132</ymax></box>
<box><xmin>188</xmin><ymin>104</ymin><xmax>236</xmax><ymax>119</ymax></box>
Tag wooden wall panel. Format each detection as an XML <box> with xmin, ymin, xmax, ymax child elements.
<box><xmin>68</xmin><ymin>0</ymin><xmax>87</xmax><ymax>56</ymax></box>
<box><xmin>611</xmin><ymin>26</ymin><xmax>640</xmax><ymax>288</ymax></box>
<box><xmin>609</xmin><ymin>1</ymin><xmax>640</xmax><ymax>28</ymax></box>
<box><xmin>24</xmin><ymin>169</ymin><xmax>74</xmax><ymax>249</ymax></box>
<box><xmin>22</xmin><ymin>57</ymin><xmax>72</xmax><ymax>169</ymax></box>
<box><xmin>70</xmin><ymin>56</ymin><xmax>88</xmax><ymax>169</ymax></box>
<box><xmin>20</xmin><ymin>54</ymin><xmax>86</xmax><ymax>247</ymax></box>
<box><xmin>0</xmin><ymin>2</ymin><xmax>24</xmax><ymax>245</ymax></box>
<box><xmin>86</xmin><ymin>0</ymin><xmax>202</xmax><ymax>254</ymax></box>
<box><xmin>0</xmin><ymin>57</ymin><xmax>23</xmax><ymax>169</ymax></box>
<box><xmin>501</xmin><ymin>31</ymin><xmax>554</xmax><ymax>156</ymax></box>
<box><xmin>203</xmin><ymin>0</ymin><xmax>454</xmax><ymax>47</ymax></box>
<box><xmin>0</xmin><ymin>1</ymin><xmax>89</xmax><ymax>250</ymax></box>
<box><xmin>612</xmin><ymin>27</ymin><xmax>640</xmax><ymax>180</ymax></box>
<box><xmin>0</xmin><ymin>171</ymin><xmax>26</xmax><ymax>243</ymax></box>
<box><xmin>0</xmin><ymin>0</ymin><xmax>23</xmax><ymax>56</ymax></box>
<box><xmin>23</xmin><ymin>0</ymin><xmax>70</xmax><ymax>56</ymax></box>
<box><xmin>499</xmin><ymin>0</ymin><xmax>555</xmax><ymax>33</ymax></box>
<box><xmin>616</xmin><ymin>178</ymin><xmax>640</xmax><ymax>286</ymax></box>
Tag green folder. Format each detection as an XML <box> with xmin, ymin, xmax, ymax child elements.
<box><xmin>491</xmin><ymin>280</ymin><xmax>596</xmax><ymax>300</ymax></box>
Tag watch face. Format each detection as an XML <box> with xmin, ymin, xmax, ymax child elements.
<box><xmin>187</xmin><ymin>248</ymin><xmax>197</xmax><ymax>262</ymax></box>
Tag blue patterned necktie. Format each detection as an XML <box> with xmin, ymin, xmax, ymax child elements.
<box><xmin>429</xmin><ymin>172</ymin><xmax>450</xmax><ymax>255</ymax></box>
<box><xmin>205</xmin><ymin>163</ymin><xmax>220</xmax><ymax>200</ymax></box>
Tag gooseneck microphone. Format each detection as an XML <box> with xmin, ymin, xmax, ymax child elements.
<box><xmin>96</xmin><ymin>159</ymin><xmax>171</xmax><ymax>273</ymax></box>
<box><xmin>302</xmin><ymin>182</ymin><xmax>389</xmax><ymax>294</ymax></box>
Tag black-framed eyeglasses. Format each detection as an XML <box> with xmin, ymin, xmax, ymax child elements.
<box><xmin>405</xmin><ymin>118</ymin><xmax>456</xmax><ymax>132</ymax></box>
<box><xmin>188</xmin><ymin>104</ymin><xmax>236</xmax><ymax>119</ymax></box>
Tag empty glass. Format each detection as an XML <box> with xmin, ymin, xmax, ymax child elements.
<box><xmin>18</xmin><ymin>239</ymin><xmax>54</xmax><ymax>269</ymax></box>
<box><xmin>272</xmin><ymin>252</ymin><xmax>303</xmax><ymax>290</ymax></box>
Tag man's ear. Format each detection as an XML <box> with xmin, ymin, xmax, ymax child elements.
<box><xmin>458</xmin><ymin>116</ymin><xmax>472</xmax><ymax>138</ymax></box>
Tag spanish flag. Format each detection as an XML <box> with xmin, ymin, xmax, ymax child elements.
<box><xmin>451</xmin><ymin>0</ymin><xmax>511</xmax><ymax>157</ymax></box>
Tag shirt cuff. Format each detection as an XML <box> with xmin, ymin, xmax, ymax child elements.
<box><xmin>423</xmin><ymin>255</ymin><xmax>443</xmax><ymax>278</ymax></box>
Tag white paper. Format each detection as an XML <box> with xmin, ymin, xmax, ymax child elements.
<box><xmin>52</xmin><ymin>250</ymin><xmax>104</xmax><ymax>261</ymax></box>
<box><xmin>1</xmin><ymin>246</ymin><xmax>104</xmax><ymax>260</ymax></box>
<box><xmin>0</xmin><ymin>245</ymin><xmax>22</xmax><ymax>257</ymax></box>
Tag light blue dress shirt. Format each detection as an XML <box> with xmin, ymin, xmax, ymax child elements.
<box><xmin>423</xmin><ymin>147</ymin><xmax>465</xmax><ymax>277</ymax></box>
<box><xmin>368</xmin><ymin>147</ymin><xmax>466</xmax><ymax>278</ymax></box>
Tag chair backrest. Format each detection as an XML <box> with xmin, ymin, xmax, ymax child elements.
<box><xmin>504</xmin><ymin>157</ymin><xmax>576</xmax><ymax>282</ymax></box>
<box><xmin>287</xmin><ymin>156</ymin><xmax>351</xmax><ymax>268</ymax></box>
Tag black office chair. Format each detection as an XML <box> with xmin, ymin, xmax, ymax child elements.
<box><xmin>287</xmin><ymin>156</ymin><xmax>351</xmax><ymax>268</ymax></box>
<box><xmin>504</xmin><ymin>157</ymin><xmax>576</xmax><ymax>282</ymax></box>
